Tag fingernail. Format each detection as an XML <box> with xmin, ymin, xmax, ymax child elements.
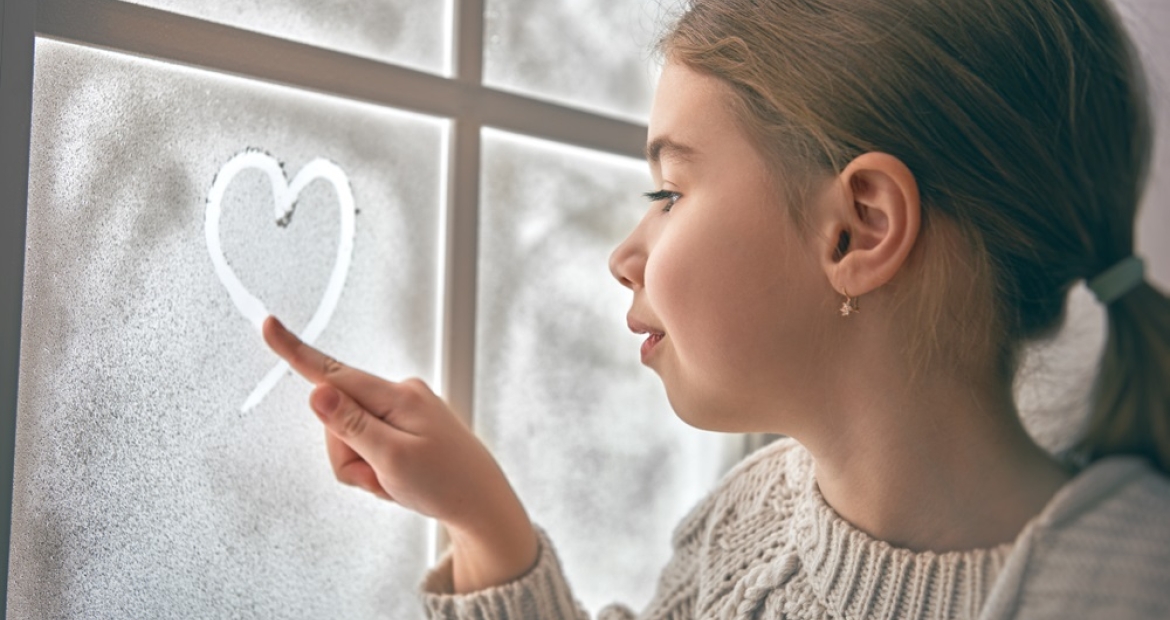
<box><xmin>311</xmin><ymin>386</ymin><xmax>341</xmax><ymax>418</ymax></box>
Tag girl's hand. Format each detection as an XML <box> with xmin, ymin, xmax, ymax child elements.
<box><xmin>262</xmin><ymin>316</ymin><xmax>538</xmax><ymax>593</ymax></box>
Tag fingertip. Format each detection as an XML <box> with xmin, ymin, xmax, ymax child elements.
<box><xmin>261</xmin><ymin>315</ymin><xmax>280</xmax><ymax>345</ymax></box>
<box><xmin>262</xmin><ymin>315</ymin><xmax>297</xmax><ymax>353</ymax></box>
<box><xmin>310</xmin><ymin>384</ymin><xmax>341</xmax><ymax>418</ymax></box>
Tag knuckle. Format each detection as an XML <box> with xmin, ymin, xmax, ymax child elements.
<box><xmin>322</xmin><ymin>356</ymin><xmax>346</xmax><ymax>376</ymax></box>
<box><xmin>397</xmin><ymin>392</ymin><xmax>419</xmax><ymax>410</ymax></box>
<box><xmin>397</xmin><ymin>381</ymin><xmax>424</xmax><ymax>407</ymax></box>
<box><xmin>398</xmin><ymin>377</ymin><xmax>434</xmax><ymax>403</ymax></box>
<box><xmin>338</xmin><ymin>404</ymin><xmax>368</xmax><ymax>438</ymax></box>
<box><xmin>369</xmin><ymin>404</ymin><xmax>392</xmax><ymax>422</ymax></box>
<box><xmin>400</xmin><ymin>377</ymin><xmax>429</xmax><ymax>392</ymax></box>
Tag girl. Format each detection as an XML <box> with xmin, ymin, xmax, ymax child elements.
<box><xmin>264</xmin><ymin>0</ymin><xmax>1170</xmax><ymax>617</ymax></box>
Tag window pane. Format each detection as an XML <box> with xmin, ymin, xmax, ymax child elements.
<box><xmin>476</xmin><ymin>129</ymin><xmax>725</xmax><ymax>614</ymax></box>
<box><xmin>1016</xmin><ymin>286</ymin><xmax>1107</xmax><ymax>455</ymax></box>
<box><xmin>10</xmin><ymin>39</ymin><xmax>445</xmax><ymax>619</ymax></box>
<box><xmin>483</xmin><ymin>0</ymin><xmax>663</xmax><ymax>121</ymax></box>
<box><xmin>1113</xmin><ymin>0</ymin><xmax>1170</xmax><ymax>286</ymax></box>
<box><xmin>120</xmin><ymin>0</ymin><xmax>449</xmax><ymax>74</ymax></box>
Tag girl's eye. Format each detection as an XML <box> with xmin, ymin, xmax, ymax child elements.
<box><xmin>643</xmin><ymin>189</ymin><xmax>681</xmax><ymax>212</ymax></box>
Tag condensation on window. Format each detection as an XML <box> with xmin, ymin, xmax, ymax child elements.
<box><xmin>120</xmin><ymin>0</ymin><xmax>449</xmax><ymax>74</ymax></box>
<box><xmin>475</xmin><ymin>128</ymin><xmax>725</xmax><ymax>614</ymax></box>
<box><xmin>1111</xmin><ymin>0</ymin><xmax>1170</xmax><ymax>286</ymax></box>
<box><xmin>483</xmin><ymin>0</ymin><xmax>669</xmax><ymax>122</ymax></box>
<box><xmin>9</xmin><ymin>38</ymin><xmax>446</xmax><ymax>619</ymax></box>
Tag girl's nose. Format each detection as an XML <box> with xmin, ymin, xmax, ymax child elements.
<box><xmin>609</xmin><ymin>226</ymin><xmax>647</xmax><ymax>290</ymax></box>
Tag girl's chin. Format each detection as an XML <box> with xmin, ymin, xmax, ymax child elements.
<box><xmin>662</xmin><ymin>378</ymin><xmax>783</xmax><ymax>434</ymax></box>
<box><xmin>660</xmin><ymin>384</ymin><xmax>731</xmax><ymax>432</ymax></box>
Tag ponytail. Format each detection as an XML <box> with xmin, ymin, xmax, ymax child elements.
<box><xmin>1078</xmin><ymin>281</ymin><xmax>1170</xmax><ymax>475</ymax></box>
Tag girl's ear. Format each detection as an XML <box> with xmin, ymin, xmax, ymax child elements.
<box><xmin>816</xmin><ymin>152</ymin><xmax>921</xmax><ymax>297</ymax></box>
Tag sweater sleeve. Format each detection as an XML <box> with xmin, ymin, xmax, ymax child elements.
<box><xmin>420</xmin><ymin>527</ymin><xmax>598</xmax><ymax>620</ymax></box>
<box><xmin>420</xmin><ymin>509</ymin><xmax>713</xmax><ymax>620</ymax></box>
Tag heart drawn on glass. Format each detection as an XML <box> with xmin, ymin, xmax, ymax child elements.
<box><xmin>205</xmin><ymin>149</ymin><xmax>356</xmax><ymax>412</ymax></box>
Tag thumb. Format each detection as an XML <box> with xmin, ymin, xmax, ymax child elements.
<box><xmin>310</xmin><ymin>384</ymin><xmax>400</xmax><ymax>462</ymax></box>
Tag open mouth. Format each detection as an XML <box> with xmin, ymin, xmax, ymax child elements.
<box><xmin>641</xmin><ymin>332</ymin><xmax>665</xmax><ymax>360</ymax></box>
<box><xmin>627</xmin><ymin>315</ymin><xmax>665</xmax><ymax>361</ymax></box>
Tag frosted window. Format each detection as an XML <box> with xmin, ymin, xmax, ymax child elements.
<box><xmin>10</xmin><ymin>39</ymin><xmax>445</xmax><ymax>619</ymax></box>
<box><xmin>476</xmin><ymin>129</ymin><xmax>725</xmax><ymax>614</ymax></box>
<box><xmin>484</xmin><ymin>0</ymin><xmax>664</xmax><ymax>121</ymax></box>
<box><xmin>1112</xmin><ymin>0</ymin><xmax>1170</xmax><ymax>286</ymax></box>
<box><xmin>121</xmin><ymin>0</ymin><xmax>448</xmax><ymax>74</ymax></box>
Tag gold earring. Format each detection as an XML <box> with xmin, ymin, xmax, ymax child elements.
<box><xmin>839</xmin><ymin>287</ymin><xmax>860</xmax><ymax>317</ymax></box>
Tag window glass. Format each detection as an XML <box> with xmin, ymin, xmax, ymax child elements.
<box><xmin>9</xmin><ymin>39</ymin><xmax>445</xmax><ymax>618</ymax></box>
<box><xmin>120</xmin><ymin>0</ymin><xmax>449</xmax><ymax>74</ymax></box>
<box><xmin>476</xmin><ymin>129</ymin><xmax>724</xmax><ymax>613</ymax></box>
<box><xmin>1112</xmin><ymin>0</ymin><xmax>1170</xmax><ymax>285</ymax></box>
<box><xmin>483</xmin><ymin>0</ymin><xmax>665</xmax><ymax>121</ymax></box>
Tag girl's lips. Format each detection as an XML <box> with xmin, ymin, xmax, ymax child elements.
<box><xmin>641</xmin><ymin>332</ymin><xmax>665</xmax><ymax>361</ymax></box>
<box><xmin>627</xmin><ymin>315</ymin><xmax>665</xmax><ymax>362</ymax></box>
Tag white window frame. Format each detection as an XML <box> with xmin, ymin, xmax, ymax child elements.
<box><xmin>0</xmin><ymin>0</ymin><xmax>647</xmax><ymax>603</ymax></box>
<box><xmin>0</xmin><ymin>1</ymin><xmax>761</xmax><ymax>613</ymax></box>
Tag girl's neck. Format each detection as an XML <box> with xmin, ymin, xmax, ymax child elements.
<box><xmin>799</xmin><ymin>359</ymin><xmax>1072</xmax><ymax>553</ymax></box>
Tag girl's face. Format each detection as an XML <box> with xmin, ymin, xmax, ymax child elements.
<box><xmin>609</xmin><ymin>61</ymin><xmax>838</xmax><ymax>433</ymax></box>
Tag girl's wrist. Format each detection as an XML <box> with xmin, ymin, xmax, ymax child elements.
<box><xmin>446</xmin><ymin>512</ymin><xmax>540</xmax><ymax>594</ymax></box>
<box><xmin>443</xmin><ymin>481</ymin><xmax>539</xmax><ymax>593</ymax></box>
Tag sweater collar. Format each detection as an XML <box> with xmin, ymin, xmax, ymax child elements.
<box><xmin>789</xmin><ymin>451</ymin><xmax>1013</xmax><ymax>619</ymax></box>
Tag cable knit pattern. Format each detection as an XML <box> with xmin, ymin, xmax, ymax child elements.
<box><xmin>794</xmin><ymin>466</ymin><xmax>1010</xmax><ymax>619</ymax></box>
<box><xmin>420</xmin><ymin>439</ymin><xmax>1170</xmax><ymax>619</ymax></box>
<box><xmin>422</xmin><ymin>528</ymin><xmax>596</xmax><ymax>620</ymax></box>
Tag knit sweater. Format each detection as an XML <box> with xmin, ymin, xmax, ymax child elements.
<box><xmin>421</xmin><ymin>439</ymin><xmax>1170</xmax><ymax>619</ymax></box>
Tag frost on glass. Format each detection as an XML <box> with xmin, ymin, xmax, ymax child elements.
<box><xmin>10</xmin><ymin>39</ymin><xmax>445</xmax><ymax>619</ymax></box>
<box><xmin>484</xmin><ymin>0</ymin><xmax>670</xmax><ymax>121</ymax></box>
<box><xmin>476</xmin><ymin>129</ymin><xmax>725</xmax><ymax>614</ymax></box>
<box><xmin>1113</xmin><ymin>0</ymin><xmax>1170</xmax><ymax>286</ymax></box>
<box><xmin>121</xmin><ymin>0</ymin><xmax>448</xmax><ymax>74</ymax></box>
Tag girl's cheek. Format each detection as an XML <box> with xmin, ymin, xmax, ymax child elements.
<box><xmin>645</xmin><ymin>238</ymin><xmax>691</xmax><ymax>323</ymax></box>
<box><xmin>644</xmin><ymin>231</ymin><xmax>676</xmax><ymax>288</ymax></box>
<box><xmin>642</xmin><ymin>255</ymin><xmax>665</xmax><ymax>307</ymax></box>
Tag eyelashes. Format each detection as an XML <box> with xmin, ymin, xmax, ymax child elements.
<box><xmin>643</xmin><ymin>189</ymin><xmax>681</xmax><ymax>212</ymax></box>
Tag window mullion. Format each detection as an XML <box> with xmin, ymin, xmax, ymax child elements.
<box><xmin>453</xmin><ymin>0</ymin><xmax>484</xmax><ymax>85</ymax></box>
<box><xmin>431</xmin><ymin>0</ymin><xmax>486</xmax><ymax>563</ymax></box>
<box><xmin>440</xmin><ymin>0</ymin><xmax>486</xmax><ymax>424</ymax></box>
<box><xmin>0</xmin><ymin>0</ymin><xmax>37</xmax><ymax>613</ymax></box>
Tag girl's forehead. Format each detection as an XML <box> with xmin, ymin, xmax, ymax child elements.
<box><xmin>647</xmin><ymin>63</ymin><xmax>742</xmax><ymax>166</ymax></box>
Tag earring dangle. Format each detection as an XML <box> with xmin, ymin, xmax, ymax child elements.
<box><xmin>839</xmin><ymin>288</ymin><xmax>860</xmax><ymax>317</ymax></box>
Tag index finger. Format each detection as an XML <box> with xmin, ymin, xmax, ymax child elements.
<box><xmin>262</xmin><ymin>316</ymin><xmax>391</xmax><ymax>401</ymax></box>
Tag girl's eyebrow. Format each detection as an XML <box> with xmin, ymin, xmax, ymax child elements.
<box><xmin>645</xmin><ymin>137</ymin><xmax>698</xmax><ymax>165</ymax></box>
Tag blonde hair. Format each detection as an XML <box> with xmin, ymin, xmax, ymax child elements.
<box><xmin>661</xmin><ymin>0</ymin><xmax>1170</xmax><ymax>472</ymax></box>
